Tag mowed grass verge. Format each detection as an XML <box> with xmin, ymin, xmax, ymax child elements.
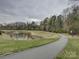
<box><xmin>0</xmin><ymin>31</ymin><xmax>59</xmax><ymax>56</ymax></box>
<box><xmin>56</xmin><ymin>35</ymin><xmax>79</xmax><ymax>59</ymax></box>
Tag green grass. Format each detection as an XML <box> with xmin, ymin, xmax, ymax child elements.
<box><xmin>56</xmin><ymin>35</ymin><xmax>79</xmax><ymax>59</ymax></box>
<box><xmin>0</xmin><ymin>31</ymin><xmax>59</xmax><ymax>56</ymax></box>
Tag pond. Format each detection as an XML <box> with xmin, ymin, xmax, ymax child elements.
<box><xmin>6</xmin><ymin>32</ymin><xmax>43</xmax><ymax>40</ymax></box>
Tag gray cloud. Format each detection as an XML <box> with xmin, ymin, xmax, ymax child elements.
<box><xmin>0</xmin><ymin>0</ymin><xmax>72</xmax><ymax>23</ymax></box>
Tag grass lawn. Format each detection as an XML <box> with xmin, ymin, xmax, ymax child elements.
<box><xmin>56</xmin><ymin>35</ymin><xmax>79</xmax><ymax>59</ymax></box>
<box><xmin>0</xmin><ymin>31</ymin><xmax>59</xmax><ymax>56</ymax></box>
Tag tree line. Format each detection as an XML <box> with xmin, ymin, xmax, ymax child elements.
<box><xmin>0</xmin><ymin>4</ymin><xmax>79</xmax><ymax>34</ymax></box>
<box><xmin>0</xmin><ymin>15</ymin><xmax>64</xmax><ymax>32</ymax></box>
<box><xmin>0</xmin><ymin>22</ymin><xmax>39</xmax><ymax>30</ymax></box>
<box><xmin>40</xmin><ymin>4</ymin><xmax>79</xmax><ymax>34</ymax></box>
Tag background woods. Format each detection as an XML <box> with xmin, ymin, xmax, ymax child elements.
<box><xmin>0</xmin><ymin>5</ymin><xmax>79</xmax><ymax>34</ymax></box>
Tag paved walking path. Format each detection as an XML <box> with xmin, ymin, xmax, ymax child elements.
<box><xmin>0</xmin><ymin>35</ymin><xmax>68</xmax><ymax>59</ymax></box>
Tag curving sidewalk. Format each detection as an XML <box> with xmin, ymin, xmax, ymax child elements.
<box><xmin>0</xmin><ymin>35</ymin><xmax>68</xmax><ymax>59</ymax></box>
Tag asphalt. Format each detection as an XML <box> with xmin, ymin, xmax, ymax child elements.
<box><xmin>0</xmin><ymin>35</ymin><xmax>68</xmax><ymax>59</ymax></box>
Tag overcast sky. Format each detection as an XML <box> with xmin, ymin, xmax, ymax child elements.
<box><xmin>0</xmin><ymin>0</ymin><xmax>78</xmax><ymax>23</ymax></box>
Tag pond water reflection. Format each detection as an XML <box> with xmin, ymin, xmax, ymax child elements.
<box><xmin>6</xmin><ymin>32</ymin><xmax>43</xmax><ymax>40</ymax></box>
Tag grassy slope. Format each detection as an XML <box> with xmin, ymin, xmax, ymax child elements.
<box><xmin>56</xmin><ymin>35</ymin><xmax>79</xmax><ymax>59</ymax></box>
<box><xmin>0</xmin><ymin>31</ymin><xmax>59</xmax><ymax>56</ymax></box>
